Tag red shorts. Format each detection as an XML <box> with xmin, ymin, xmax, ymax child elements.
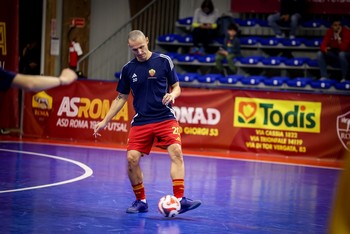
<box><xmin>127</xmin><ymin>119</ymin><xmax>182</xmax><ymax>155</ymax></box>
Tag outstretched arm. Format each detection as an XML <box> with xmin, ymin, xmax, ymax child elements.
<box><xmin>12</xmin><ymin>68</ymin><xmax>77</xmax><ymax>92</ymax></box>
<box><xmin>93</xmin><ymin>93</ymin><xmax>129</xmax><ymax>134</ymax></box>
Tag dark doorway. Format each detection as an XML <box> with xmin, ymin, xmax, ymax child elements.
<box><xmin>19</xmin><ymin>0</ymin><xmax>43</xmax><ymax>74</ymax></box>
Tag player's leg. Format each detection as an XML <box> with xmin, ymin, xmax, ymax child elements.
<box><xmin>155</xmin><ymin>120</ymin><xmax>202</xmax><ymax>214</ymax></box>
<box><xmin>125</xmin><ymin>125</ymin><xmax>153</xmax><ymax>213</ymax></box>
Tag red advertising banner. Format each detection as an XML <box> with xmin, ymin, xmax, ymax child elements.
<box><xmin>22</xmin><ymin>80</ymin><xmax>350</xmax><ymax>159</ymax></box>
<box><xmin>231</xmin><ymin>0</ymin><xmax>350</xmax><ymax>14</ymax></box>
<box><xmin>0</xmin><ymin>0</ymin><xmax>19</xmax><ymax>129</ymax></box>
<box><xmin>23</xmin><ymin>80</ymin><xmax>134</xmax><ymax>146</ymax></box>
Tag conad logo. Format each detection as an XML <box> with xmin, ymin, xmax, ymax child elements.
<box><xmin>234</xmin><ymin>97</ymin><xmax>321</xmax><ymax>133</ymax></box>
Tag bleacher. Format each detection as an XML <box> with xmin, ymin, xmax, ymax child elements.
<box><xmin>154</xmin><ymin>15</ymin><xmax>350</xmax><ymax>94</ymax></box>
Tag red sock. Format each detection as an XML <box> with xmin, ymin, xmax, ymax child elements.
<box><xmin>132</xmin><ymin>182</ymin><xmax>146</xmax><ymax>200</ymax></box>
<box><xmin>173</xmin><ymin>179</ymin><xmax>184</xmax><ymax>199</ymax></box>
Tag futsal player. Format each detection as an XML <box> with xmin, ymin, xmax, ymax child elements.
<box><xmin>93</xmin><ymin>30</ymin><xmax>201</xmax><ymax>214</ymax></box>
<box><xmin>0</xmin><ymin>67</ymin><xmax>77</xmax><ymax>92</ymax></box>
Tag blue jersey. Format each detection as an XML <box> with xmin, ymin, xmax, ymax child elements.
<box><xmin>117</xmin><ymin>52</ymin><xmax>179</xmax><ymax>126</ymax></box>
<box><xmin>0</xmin><ymin>67</ymin><xmax>16</xmax><ymax>92</ymax></box>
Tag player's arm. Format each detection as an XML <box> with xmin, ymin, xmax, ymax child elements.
<box><xmin>162</xmin><ymin>82</ymin><xmax>181</xmax><ymax>105</ymax></box>
<box><xmin>12</xmin><ymin>68</ymin><xmax>77</xmax><ymax>91</ymax></box>
<box><xmin>94</xmin><ymin>93</ymin><xmax>129</xmax><ymax>134</ymax></box>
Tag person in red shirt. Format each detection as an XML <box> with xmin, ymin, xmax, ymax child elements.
<box><xmin>317</xmin><ymin>18</ymin><xmax>350</xmax><ymax>81</ymax></box>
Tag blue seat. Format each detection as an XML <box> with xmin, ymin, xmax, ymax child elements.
<box><xmin>177</xmin><ymin>35</ymin><xmax>193</xmax><ymax>43</ymax></box>
<box><xmin>342</xmin><ymin>19</ymin><xmax>350</xmax><ymax>28</ymax></box>
<box><xmin>176</xmin><ymin>54</ymin><xmax>196</xmax><ymax>62</ymax></box>
<box><xmin>335</xmin><ymin>81</ymin><xmax>350</xmax><ymax>90</ymax></box>
<box><xmin>241</xmin><ymin>75</ymin><xmax>266</xmax><ymax>85</ymax></box>
<box><xmin>178</xmin><ymin>73</ymin><xmax>198</xmax><ymax>82</ymax></box>
<box><xmin>301</xmin><ymin>19</ymin><xmax>323</xmax><ymax>28</ymax></box>
<box><xmin>198</xmin><ymin>74</ymin><xmax>221</xmax><ymax>83</ymax></box>
<box><xmin>306</xmin><ymin>59</ymin><xmax>319</xmax><ymax>68</ymax></box>
<box><xmin>304</xmin><ymin>38</ymin><xmax>323</xmax><ymax>47</ymax></box>
<box><xmin>114</xmin><ymin>71</ymin><xmax>121</xmax><ymax>79</ymax></box>
<box><xmin>165</xmin><ymin>52</ymin><xmax>179</xmax><ymax>60</ymax></box>
<box><xmin>262</xmin><ymin>57</ymin><xmax>286</xmax><ymax>66</ymax></box>
<box><xmin>157</xmin><ymin>34</ymin><xmax>179</xmax><ymax>43</ymax></box>
<box><xmin>234</xmin><ymin>18</ymin><xmax>256</xmax><ymax>27</ymax></box>
<box><xmin>219</xmin><ymin>75</ymin><xmax>244</xmax><ymax>84</ymax></box>
<box><xmin>286</xmin><ymin>77</ymin><xmax>313</xmax><ymax>88</ymax></box>
<box><xmin>197</xmin><ymin>54</ymin><xmax>216</xmax><ymax>63</ymax></box>
<box><xmin>240</xmin><ymin>56</ymin><xmax>264</xmax><ymax>65</ymax></box>
<box><xmin>310</xmin><ymin>79</ymin><xmax>336</xmax><ymax>89</ymax></box>
<box><xmin>240</xmin><ymin>36</ymin><xmax>260</xmax><ymax>45</ymax></box>
<box><xmin>281</xmin><ymin>38</ymin><xmax>304</xmax><ymax>47</ymax></box>
<box><xmin>284</xmin><ymin>57</ymin><xmax>307</xmax><ymax>67</ymax></box>
<box><xmin>177</xmin><ymin>17</ymin><xmax>192</xmax><ymax>25</ymax></box>
<box><xmin>263</xmin><ymin>76</ymin><xmax>289</xmax><ymax>86</ymax></box>
<box><xmin>259</xmin><ymin>37</ymin><xmax>282</xmax><ymax>46</ymax></box>
<box><xmin>255</xmin><ymin>19</ymin><xmax>269</xmax><ymax>27</ymax></box>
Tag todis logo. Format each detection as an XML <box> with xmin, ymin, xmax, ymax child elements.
<box><xmin>234</xmin><ymin>97</ymin><xmax>321</xmax><ymax>133</ymax></box>
<box><xmin>237</xmin><ymin>101</ymin><xmax>257</xmax><ymax>124</ymax></box>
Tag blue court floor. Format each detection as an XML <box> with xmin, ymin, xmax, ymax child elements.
<box><xmin>0</xmin><ymin>141</ymin><xmax>340</xmax><ymax>234</ymax></box>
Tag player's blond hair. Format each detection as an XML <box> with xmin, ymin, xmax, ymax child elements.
<box><xmin>128</xmin><ymin>30</ymin><xmax>146</xmax><ymax>42</ymax></box>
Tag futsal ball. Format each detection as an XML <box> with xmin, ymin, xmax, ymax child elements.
<box><xmin>158</xmin><ymin>195</ymin><xmax>181</xmax><ymax>218</ymax></box>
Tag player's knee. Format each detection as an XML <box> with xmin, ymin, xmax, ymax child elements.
<box><xmin>127</xmin><ymin>151</ymin><xmax>140</xmax><ymax>166</ymax></box>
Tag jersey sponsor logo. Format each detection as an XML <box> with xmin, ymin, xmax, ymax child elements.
<box><xmin>132</xmin><ymin>73</ymin><xmax>137</xmax><ymax>82</ymax></box>
<box><xmin>337</xmin><ymin>111</ymin><xmax>350</xmax><ymax>151</ymax></box>
<box><xmin>234</xmin><ymin>97</ymin><xmax>321</xmax><ymax>133</ymax></box>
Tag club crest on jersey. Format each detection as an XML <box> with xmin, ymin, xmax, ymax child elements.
<box><xmin>148</xmin><ymin>69</ymin><xmax>157</xmax><ymax>79</ymax></box>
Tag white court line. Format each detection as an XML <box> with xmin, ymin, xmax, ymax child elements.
<box><xmin>0</xmin><ymin>148</ymin><xmax>93</xmax><ymax>194</ymax></box>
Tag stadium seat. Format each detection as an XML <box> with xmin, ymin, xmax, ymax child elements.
<box><xmin>240</xmin><ymin>56</ymin><xmax>264</xmax><ymax>65</ymax></box>
<box><xmin>306</xmin><ymin>59</ymin><xmax>319</xmax><ymax>68</ymax></box>
<box><xmin>197</xmin><ymin>54</ymin><xmax>216</xmax><ymax>63</ymax></box>
<box><xmin>304</xmin><ymin>38</ymin><xmax>323</xmax><ymax>47</ymax></box>
<box><xmin>176</xmin><ymin>54</ymin><xmax>196</xmax><ymax>62</ymax></box>
<box><xmin>241</xmin><ymin>75</ymin><xmax>265</xmax><ymax>85</ymax></box>
<box><xmin>263</xmin><ymin>76</ymin><xmax>289</xmax><ymax>86</ymax></box>
<box><xmin>165</xmin><ymin>52</ymin><xmax>179</xmax><ymax>60</ymax></box>
<box><xmin>259</xmin><ymin>37</ymin><xmax>282</xmax><ymax>46</ymax></box>
<box><xmin>301</xmin><ymin>19</ymin><xmax>323</xmax><ymax>28</ymax></box>
<box><xmin>255</xmin><ymin>19</ymin><xmax>269</xmax><ymax>27</ymax></box>
<box><xmin>177</xmin><ymin>17</ymin><xmax>192</xmax><ymax>25</ymax></box>
<box><xmin>335</xmin><ymin>81</ymin><xmax>350</xmax><ymax>90</ymax></box>
<box><xmin>114</xmin><ymin>71</ymin><xmax>121</xmax><ymax>79</ymax></box>
<box><xmin>284</xmin><ymin>57</ymin><xmax>308</xmax><ymax>67</ymax></box>
<box><xmin>197</xmin><ymin>74</ymin><xmax>222</xmax><ymax>83</ymax></box>
<box><xmin>240</xmin><ymin>36</ymin><xmax>260</xmax><ymax>45</ymax></box>
<box><xmin>177</xmin><ymin>35</ymin><xmax>193</xmax><ymax>43</ymax></box>
<box><xmin>310</xmin><ymin>79</ymin><xmax>336</xmax><ymax>89</ymax></box>
<box><xmin>286</xmin><ymin>77</ymin><xmax>313</xmax><ymax>88</ymax></box>
<box><xmin>281</xmin><ymin>38</ymin><xmax>304</xmax><ymax>47</ymax></box>
<box><xmin>234</xmin><ymin>18</ymin><xmax>256</xmax><ymax>27</ymax></box>
<box><xmin>219</xmin><ymin>75</ymin><xmax>244</xmax><ymax>84</ymax></box>
<box><xmin>157</xmin><ymin>34</ymin><xmax>179</xmax><ymax>43</ymax></box>
<box><xmin>262</xmin><ymin>57</ymin><xmax>286</xmax><ymax>66</ymax></box>
<box><xmin>178</xmin><ymin>73</ymin><xmax>198</xmax><ymax>82</ymax></box>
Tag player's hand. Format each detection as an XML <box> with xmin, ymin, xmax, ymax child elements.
<box><xmin>59</xmin><ymin>68</ymin><xmax>78</xmax><ymax>85</ymax></box>
<box><xmin>162</xmin><ymin>93</ymin><xmax>175</xmax><ymax>105</ymax></box>
<box><xmin>93</xmin><ymin>121</ymin><xmax>107</xmax><ymax>138</ymax></box>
